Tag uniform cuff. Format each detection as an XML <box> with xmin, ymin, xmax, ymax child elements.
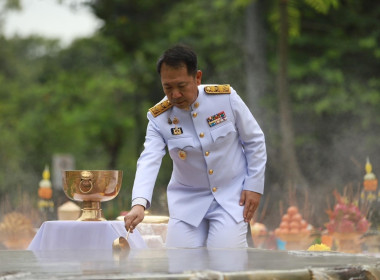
<box><xmin>131</xmin><ymin>197</ymin><xmax>148</xmax><ymax>209</ymax></box>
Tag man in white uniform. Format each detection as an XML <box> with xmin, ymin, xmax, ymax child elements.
<box><xmin>124</xmin><ymin>45</ymin><xmax>266</xmax><ymax>248</ymax></box>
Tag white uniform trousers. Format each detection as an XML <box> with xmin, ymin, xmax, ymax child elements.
<box><xmin>165</xmin><ymin>199</ymin><xmax>248</xmax><ymax>248</ymax></box>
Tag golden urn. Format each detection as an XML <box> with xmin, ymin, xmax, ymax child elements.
<box><xmin>62</xmin><ymin>170</ymin><xmax>122</xmax><ymax>221</ymax></box>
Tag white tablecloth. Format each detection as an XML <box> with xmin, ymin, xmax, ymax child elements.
<box><xmin>28</xmin><ymin>221</ymin><xmax>147</xmax><ymax>250</ymax></box>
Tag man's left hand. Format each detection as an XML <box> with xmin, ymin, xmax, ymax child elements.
<box><xmin>239</xmin><ymin>190</ymin><xmax>261</xmax><ymax>223</ymax></box>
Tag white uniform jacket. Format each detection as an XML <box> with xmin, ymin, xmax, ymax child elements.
<box><xmin>132</xmin><ymin>85</ymin><xmax>266</xmax><ymax>227</ymax></box>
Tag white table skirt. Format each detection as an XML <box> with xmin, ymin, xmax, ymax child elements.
<box><xmin>28</xmin><ymin>220</ymin><xmax>147</xmax><ymax>250</ymax></box>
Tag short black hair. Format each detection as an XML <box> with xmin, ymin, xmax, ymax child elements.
<box><xmin>156</xmin><ymin>44</ymin><xmax>198</xmax><ymax>76</ymax></box>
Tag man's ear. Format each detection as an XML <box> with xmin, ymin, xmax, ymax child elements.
<box><xmin>196</xmin><ymin>70</ymin><xmax>202</xmax><ymax>85</ymax></box>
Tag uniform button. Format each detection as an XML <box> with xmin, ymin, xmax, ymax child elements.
<box><xmin>199</xmin><ymin>132</ymin><xmax>204</xmax><ymax>138</ymax></box>
<box><xmin>212</xmin><ymin>187</ymin><xmax>217</xmax><ymax>192</ymax></box>
<box><xmin>205</xmin><ymin>151</ymin><xmax>210</xmax><ymax>156</ymax></box>
<box><xmin>209</xmin><ymin>169</ymin><xmax>213</xmax><ymax>175</ymax></box>
<box><xmin>194</xmin><ymin>102</ymin><xmax>199</xmax><ymax>108</ymax></box>
<box><xmin>192</xmin><ymin>112</ymin><xmax>198</xmax><ymax>118</ymax></box>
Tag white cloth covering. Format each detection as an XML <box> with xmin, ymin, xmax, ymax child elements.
<box><xmin>28</xmin><ymin>220</ymin><xmax>147</xmax><ymax>250</ymax></box>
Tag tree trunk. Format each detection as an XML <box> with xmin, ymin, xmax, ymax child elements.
<box><xmin>244</xmin><ymin>0</ymin><xmax>267</xmax><ymax>122</ymax></box>
<box><xmin>277</xmin><ymin>0</ymin><xmax>308</xmax><ymax>191</ymax></box>
<box><xmin>106</xmin><ymin>134</ymin><xmax>122</xmax><ymax>170</ymax></box>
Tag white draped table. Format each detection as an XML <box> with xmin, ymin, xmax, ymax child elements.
<box><xmin>28</xmin><ymin>220</ymin><xmax>147</xmax><ymax>250</ymax></box>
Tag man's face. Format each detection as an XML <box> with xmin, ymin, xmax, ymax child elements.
<box><xmin>160</xmin><ymin>63</ymin><xmax>202</xmax><ymax>109</ymax></box>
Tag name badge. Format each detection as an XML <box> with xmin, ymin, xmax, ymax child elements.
<box><xmin>171</xmin><ymin>127</ymin><xmax>183</xmax><ymax>135</ymax></box>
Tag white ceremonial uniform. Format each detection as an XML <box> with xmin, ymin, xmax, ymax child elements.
<box><xmin>131</xmin><ymin>84</ymin><xmax>266</xmax><ymax>247</ymax></box>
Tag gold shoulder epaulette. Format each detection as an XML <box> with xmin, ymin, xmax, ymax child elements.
<box><xmin>149</xmin><ymin>99</ymin><xmax>173</xmax><ymax>117</ymax></box>
<box><xmin>204</xmin><ymin>84</ymin><xmax>231</xmax><ymax>94</ymax></box>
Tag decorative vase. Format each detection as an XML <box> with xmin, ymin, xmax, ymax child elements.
<box><xmin>363</xmin><ymin>235</ymin><xmax>380</xmax><ymax>253</ymax></box>
<box><xmin>333</xmin><ymin>232</ymin><xmax>362</xmax><ymax>253</ymax></box>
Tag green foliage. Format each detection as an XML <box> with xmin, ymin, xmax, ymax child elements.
<box><xmin>269</xmin><ymin>1</ymin><xmax>301</xmax><ymax>37</ymax></box>
<box><xmin>0</xmin><ymin>34</ymin><xmax>142</xmax><ymax>217</ymax></box>
<box><xmin>285</xmin><ymin>0</ymin><xmax>380</xmax><ymax>189</ymax></box>
<box><xmin>304</xmin><ymin>0</ymin><xmax>339</xmax><ymax>14</ymax></box>
<box><xmin>269</xmin><ymin>0</ymin><xmax>340</xmax><ymax>37</ymax></box>
<box><xmin>2</xmin><ymin>0</ymin><xmax>21</xmax><ymax>11</ymax></box>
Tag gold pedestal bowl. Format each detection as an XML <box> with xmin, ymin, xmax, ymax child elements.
<box><xmin>62</xmin><ymin>170</ymin><xmax>123</xmax><ymax>221</ymax></box>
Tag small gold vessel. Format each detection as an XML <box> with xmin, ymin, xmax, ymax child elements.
<box><xmin>112</xmin><ymin>228</ymin><xmax>131</xmax><ymax>251</ymax></box>
<box><xmin>62</xmin><ymin>170</ymin><xmax>123</xmax><ymax>221</ymax></box>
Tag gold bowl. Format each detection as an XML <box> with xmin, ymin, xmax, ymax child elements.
<box><xmin>62</xmin><ymin>170</ymin><xmax>123</xmax><ymax>221</ymax></box>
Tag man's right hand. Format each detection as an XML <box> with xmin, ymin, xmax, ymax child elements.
<box><xmin>124</xmin><ymin>205</ymin><xmax>145</xmax><ymax>233</ymax></box>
